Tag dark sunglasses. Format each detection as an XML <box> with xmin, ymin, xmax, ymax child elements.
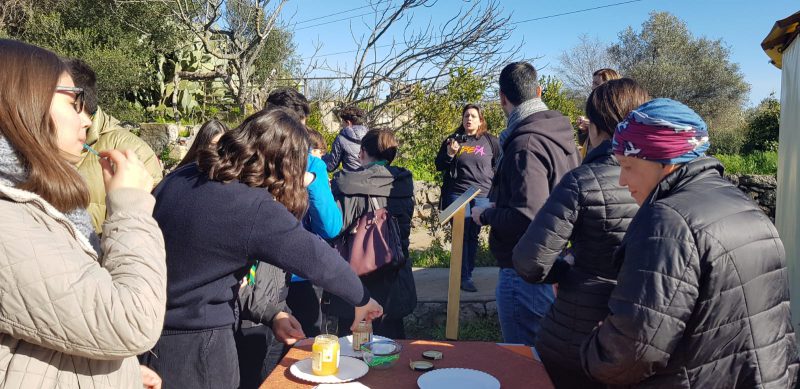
<box><xmin>55</xmin><ymin>86</ymin><xmax>85</xmax><ymax>114</ymax></box>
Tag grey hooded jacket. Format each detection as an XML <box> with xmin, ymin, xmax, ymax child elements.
<box><xmin>323</xmin><ymin>125</ymin><xmax>368</xmax><ymax>172</ymax></box>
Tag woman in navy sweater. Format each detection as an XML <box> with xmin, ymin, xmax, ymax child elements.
<box><xmin>140</xmin><ymin>108</ymin><xmax>383</xmax><ymax>389</ymax></box>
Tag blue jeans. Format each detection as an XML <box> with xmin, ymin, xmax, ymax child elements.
<box><xmin>495</xmin><ymin>268</ymin><xmax>554</xmax><ymax>345</ymax></box>
<box><xmin>442</xmin><ymin>193</ymin><xmax>489</xmax><ymax>281</ymax></box>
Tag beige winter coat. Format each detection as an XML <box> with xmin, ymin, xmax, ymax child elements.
<box><xmin>0</xmin><ymin>184</ymin><xmax>167</xmax><ymax>388</ymax></box>
<box><xmin>76</xmin><ymin>107</ymin><xmax>164</xmax><ymax>234</ymax></box>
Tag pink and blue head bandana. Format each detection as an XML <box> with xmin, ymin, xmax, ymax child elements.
<box><xmin>612</xmin><ymin>98</ymin><xmax>710</xmax><ymax>165</ymax></box>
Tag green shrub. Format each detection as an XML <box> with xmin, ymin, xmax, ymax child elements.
<box><xmin>396</xmin><ymin>157</ymin><xmax>439</xmax><ymax>183</ymax></box>
<box><xmin>482</xmin><ymin>102</ymin><xmax>506</xmax><ymax>135</ymax></box>
<box><xmin>410</xmin><ymin>239</ymin><xmax>495</xmax><ymax>268</ymax></box>
<box><xmin>540</xmin><ymin>75</ymin><xmax>582</xmax><ymax>125</ymax></box>
<box><xmin>708</xmin><ymin>127</ymin><xmax>746</xmax><ymax>155</ymax></box>
<box><xmin>715</xmin><ymin>151</ymin><xmax>778</xmax><ymax>175</ymax></box>
<box><xmin>410</xmin><ymin>240</ymin><xmax>451</xmax><ymax>268</ymax></box>
<box><xmin>159</xmin><ymin>145</ymin><xmax>181</xmax><ymax>171</ymax></box>
<box><xmin>405</xmin><ymin>317</ymin><xmax>502</xmax><ymax>342</ymax></box>
<box><xmin>743</xmin><ymin>96</ymin><xmax>780</xmax><ymax>153</ymax></box>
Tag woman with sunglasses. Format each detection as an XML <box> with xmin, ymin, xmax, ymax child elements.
<box><xmin>0</xmin><ymin>39</ymin><xmax>167</xmax><ymax>388</ymax></box>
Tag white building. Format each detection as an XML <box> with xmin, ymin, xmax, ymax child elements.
<box><xmin>762</xmin><ymin>10</ymin><xmax>800</xmax><ymax>327</ymax></box>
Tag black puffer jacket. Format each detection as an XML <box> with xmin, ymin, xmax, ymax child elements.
<box><xmin>581</xmin><ymin>157</ymin><xmax>798</xmax><ymax>388</ymax></box>
<box><xmin>238</xmin><ymin>262</ymin><xmax>290</xmax><ymax>329</ymax></box>
<box><xmin>512</xmin><ymin>140</ymin><xmax>638</xmax><ymax>386</ymax></box>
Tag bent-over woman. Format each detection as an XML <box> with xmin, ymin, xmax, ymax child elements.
<box><xmin>140</xmin><ymin>108</ymin><xmax>382</xmax><ymax>389</ymax></box>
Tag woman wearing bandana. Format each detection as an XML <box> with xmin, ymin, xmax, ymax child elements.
<box><xmin>581</xmin><ymin>98</ymin><xmax>798</xmax><ymax>388</ymax></box>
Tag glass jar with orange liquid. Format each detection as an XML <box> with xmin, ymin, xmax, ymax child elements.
<box><xmin>312</xmin><ymin>334</ymin><xmax>340</xmax><ymax>376</ymax></box>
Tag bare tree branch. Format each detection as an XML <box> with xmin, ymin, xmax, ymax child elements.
<box><xmin>556</xmin><ymin>34</ymin><xmax>616</xmax><ymax>98</ymax></box>
<box><xmin>114</xmin><ymin>0</ymin><xmax>288</xmax><ymax>111</ymax></box>
<box><xmin>307</xmin><ymin>0</ymin><xmax>521</xmax><ymax>127</ymax></box>
<box><xmin>0</xmin><ymin>0</ymin><xmax>29</xmax><ymax>32</ymax></box>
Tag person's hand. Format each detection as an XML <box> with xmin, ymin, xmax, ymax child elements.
<box><xmin>304</xmin><ymin>172</ymin><xmax>316</xmax><ymax>187</ymax></box>
<box><xmin>272</xmin><ymin>311</ymin><xmax>305</xmax><ymax>345</ymax></box>
<box><xmin>352</xmin><ymin>298</ymin><xmax>383</xmax><ymax>331</ymax></box>
<box><xmin>447</xmin><ymin>139</ymin><xmax>461</xmax><ymax>157</ymax></box>
<box><xmin>99</xmin><ymin>150</ymin><xmax>154</xmax><ymax>193</ymax></box>
<box><xmin>563</xmin><ymin>252</ymin><xmax>575</xmax><ymax>266</ymax></box>
<box><xmin>140</xmin><ymin>365</ymin><xmax>162</xmax><ymax>389</ymax></box>
<box><xmin>472</xmin><ymin>206</ymin><xmax>487</xmax><ymax>226</ymax></box>
<box><xmin>576</xmin><ymin>116</ymin><xmax>590</xmax><ymax>132</ymax></box>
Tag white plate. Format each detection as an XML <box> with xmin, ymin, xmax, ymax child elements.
<box><xmin>417</xmin><ymin>368</ymin><xmax>500</xmax><ymax>389</ymax></box>
<box><xmin>289</xmin><ymin>356</ymin><xmax>369</xmax><ymax>384</ymax></box>
<box><xmin>339</xmin><ymin>334</ymin><xmax>391</xmax><ymax>357</ymax></box>
<box><xmin>313</xmin><ymin>383</ymin><xmax>371</xmax><ymax>389</ymax></box>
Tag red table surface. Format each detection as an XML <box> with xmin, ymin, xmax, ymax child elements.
<box><xmin>260</xmin><ymin>339</ymin><xmax>555</xmax><ymax>388</ymax></box>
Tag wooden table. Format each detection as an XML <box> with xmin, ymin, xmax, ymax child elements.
<box><xmin>261</xmin><ymin>339</ymin><xmax>554</xmax><ymax>388</ymax></box>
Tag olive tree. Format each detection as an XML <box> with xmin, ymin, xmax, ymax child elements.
<box><xmin>608</xmin><ymin>12</ymin><xmax>750</xmax><ymax>128</ymax></box>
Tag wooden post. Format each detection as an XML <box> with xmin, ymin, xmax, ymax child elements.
<box><xmin>438</xmin><ymin>186</ymin><xmax>481</xmax><ymax>341</ymax></box>
<box><xmin>445</xmin><ymin>207</ymin><xmax>466</xmax><ymax>340</ymax></box>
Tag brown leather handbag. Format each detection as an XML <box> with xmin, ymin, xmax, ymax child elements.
<box><xmin>335</xmin><ymin>197</ymin><xmax>406</xmax><ymax>276</ymax></box>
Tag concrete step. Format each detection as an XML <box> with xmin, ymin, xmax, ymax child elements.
<box><xmin>407</xmin><ymin>267</ymin><xmax>499</xmax><ymax>327</ymax></box>
<box><xmin>412</xmin><ymin>266</ymin><xmax>498</xmax><ymax>303</ymax></box>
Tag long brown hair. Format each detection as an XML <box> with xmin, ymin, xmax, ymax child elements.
<box><xmin>592</xmin><ymin>68</ymin><xmax>621</xmax><ymax>83</ymax></box>
<box><xmin>177</xmin><ymin>119</ymin><xmax>229</xmax><ymax>168</ymax></box>
<box><xmin>198</xmin><ymin>108</ymin><xmax>309</xmax><ymax>219</ymax></box>
<box><xmin>585</xmin><ymin>78</ymin><xmax>650</xmax><ymax>137</ymax></box>
<box><xmin>455</xmin><ymin>103</ymin><xmax>488</xmax><ymax>138</ymax></box>
<box><xmin>0</xmin><ymin>39</ymin><xmax>89</xmax><ymax>212</ymax></box>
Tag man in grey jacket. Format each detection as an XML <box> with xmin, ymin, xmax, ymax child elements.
<box><xmin>472</xmin><ymin>62</ymin><xmax>580</xmax><ymax>346</ymax></box>
<box><xmin>323</xmin><ymin>106</ymin><xmax>369</xmax><ymax>172</ymax></box>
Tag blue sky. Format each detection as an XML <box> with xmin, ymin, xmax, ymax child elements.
<box><xmin>284</xmin><ymin>0</ymin><xmax>797</xmax><ymax>106</ymax></box>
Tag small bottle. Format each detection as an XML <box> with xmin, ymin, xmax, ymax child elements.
<box><xmin>352</xmin><ymin>320</ymin><xmax>373</xmax><ymax>351</ymax></box>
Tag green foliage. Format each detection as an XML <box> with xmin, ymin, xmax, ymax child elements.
<box><xmin>159</xmin><ymin>145</ymin><xmax>181</xmax><ymax>171</ymax></box>
<box><xmin>252</xmin><ymin>28</ymin><xmax>298</xmax><ymax>85</ymax></box>
<box><xmin>398</xmin><ymin>160</ymin><xmax>440</xmax><ymax>183</ymax></box>
<box><xmin>395</xmin><ymin>67</ymin><xmax>489</xmax><ymax>184</ymax></box>
<box><xmin>540</xmin><ymin>75</ymin><xmax>582</xmax><ymax>124</ymax></box>
<box><xmin>482</xmin><ymin>102</ymin><xmax>506</xmax><ymax>134</ymax></box>
<box><xmin>743</xmin><ymin>95</ymin><xmax>780</xmax><ymax>153</ymax></box>
<box><xmin>410</xmin><ymin>240</ymin><xmax>494</xmax><ymax>268</ymax></box>
<box><xmin>609</xmin><ymin>12</ymin><xmax>750</xmax><ymax>127</ymax></box>
<box><xmin>3</xmin><ymin>0</ymin><xmax>296</xmax><ymax>124</ymax></box>
<box><xmin>5</xmin><ymin>0</ymin><xmax>181</xmax><ymax>119</ymax></box>
<box><xmin>405</xmin><ymin>317</ymin><xmax>502</xmax><ymax>342</ymax></box>
<box><xmin>409</xmin><ymin>240</ymin><xmax>451</xmax><ymax>268</ymax></box>
<box><xmin>306</xmin><ymin>103</ymin><xmax>325</xmax><ymax>132</ymax></box>
<box><xmin>146</xmin><ymin>39</ymin><xmax>235</xmax><ymax>123</ymax></box>
<box><xmin>307</xmin><ymin>102</ymin><xmax>338</xmax><ymax>151</ymax></box>
<box><xmin>716</xmin><ymin>151</ymin><xmax>778</xmax><ymax>175</ymax></box>
<box><xmin>708</xmin><ymin>127</ymin><xmax>746</xmax><ymax>155</ymax></box>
